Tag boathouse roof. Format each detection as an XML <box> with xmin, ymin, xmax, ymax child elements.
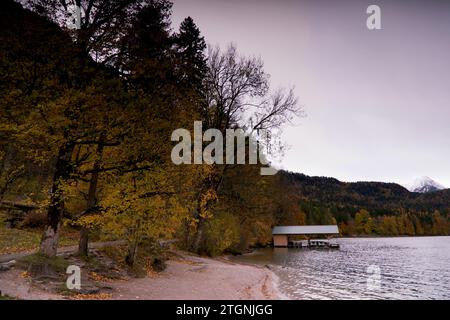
<box><xmin>272</xmin><ymin>225</ymin><xmax>339</xmax><ymax>235</ymax></box>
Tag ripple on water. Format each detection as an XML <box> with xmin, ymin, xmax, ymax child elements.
<box><xmin>231</xmin><ymin>237</ymin><xmax>450</xmax><ymax>300</ymax></box>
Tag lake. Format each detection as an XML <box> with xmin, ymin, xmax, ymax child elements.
<box><xmin>231</xmin><ymin>237</ymin><xmax>450</xmax><ymax>300</ymax></box>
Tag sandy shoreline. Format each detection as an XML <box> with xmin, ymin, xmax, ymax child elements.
<box><xmin>0</xmin><ymin>251</ymin><xmax>285</xmax><ymax>300</ymax></box>
<box><xmin>110</xmin><ymin>252</ymin><xmax>284</xmax><ymax>300</ymax></box>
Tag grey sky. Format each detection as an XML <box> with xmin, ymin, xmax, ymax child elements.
<box><xmin>171</xmin><ymin>0</ymin><xmax>450</xmax><ymax>187</ymax></box>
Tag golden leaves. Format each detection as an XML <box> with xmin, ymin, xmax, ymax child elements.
<box><xmin>88</xmin><ymin>272</ymin><xmax>114</xmax><ymax>283</ymax></box>
<box><xmin>71</xmin><ymin>293</ymin><xmax>113</xmax><ymax>300</ymax></box>
<box><xmin>145</xmin><ymin>263</ymin><xmax>159</xmax><ymax>278</ymax></box>
<box><xmin>74</xmin><ymin>215</ymin><xmax>104</xmax><ymax>229</ymax></box>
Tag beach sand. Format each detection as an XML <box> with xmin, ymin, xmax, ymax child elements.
<box><xmin>0</xmin><ymin>251</ymin><xmax>284</xmax><ymax>300</ymax></box>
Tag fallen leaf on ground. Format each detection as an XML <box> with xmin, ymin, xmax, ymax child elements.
<box><xmin>89</xmin><ymin>272</ymin><xmax>113</xmax><ymax>282</ymax></box>
<box><xmin>72</xmin><ymin>293</ymin><xmax>112</xmax><ymax>300</ymax></box>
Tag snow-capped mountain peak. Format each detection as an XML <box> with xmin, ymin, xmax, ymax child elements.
<box><xmin>406</xmin><ymin>176</ymin><xmax>445</xmax><ymax>193</ymax></box>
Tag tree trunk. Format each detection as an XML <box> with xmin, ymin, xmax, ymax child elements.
<box><xmin>183</xmin><ymin>219</ymin><xmax>191</xmax><ymax>249</ymax></box>
<box><xmin>189</xmin><ymin>127</ymin><xmax>222</xmax><ymax>254</ymax></box>
<box><xmin>78</xmin><ymin>141</ymin><xmax>103</xmax><ymax>257</ymax></box>
<box><xmin>77</xmin><ymin>174</ymin><xmax>97</xmax><ymax>256</ymax></box>
<box><xmin>125</xmin><ymin>240</ymin><xmax>139</xmax><ymax>267</ymax></box>
<box><xmin>78</xmin><ymin>226</ymin><xmax>89</xmax><ymax>257</ymax></box>
<box><xmin>39</xmin><ymin>143</ymin><xmax>74</xmax><ymax>258</ymax></box>
<box><xmin>192</xmin><ymin>216</ymin><xmax>205</xmax><ymax>253</ymax></box>
<box><xmin>191</xmin><ymin>168</ymin><xmax>225</xmax><ymax>254</ymax></box>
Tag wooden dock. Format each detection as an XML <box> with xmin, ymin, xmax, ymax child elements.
<box><xmin>287</xmin><ymin>239</ymin><xmax>340</xmax><ymax>249</ymax></box>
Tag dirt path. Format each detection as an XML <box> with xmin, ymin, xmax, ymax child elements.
<box><xmin>0</xmin><ymin>269</ymin><xmax>62</xmax><ymax>300</ymax></box>
<box><xmin>0</xmin><ymin>240</ymin><xmax>125</xmax><ymax>263</ymax></box>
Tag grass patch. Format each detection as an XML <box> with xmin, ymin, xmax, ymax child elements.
<box><xmin>17</xmin><ymin>253</ymin><xmax>70</xmax><ymax>273</ymax></box>
<box><xmin>99</xmin><ymin>243</ymin><xmax>166</xmax><ymax>278</ymax></box>
<box><xmin>0</xmin><ymin>294</ymin><xmax>18</xmax><ymax>300</ymax></box>
<box><xmin>99</xmin><ymin>245</ymin><xmax>128</xmax><ymax>268</ymax></box>
<box><xmin>0</xmin><ymin>223</ymin><xmax>79</xmax><ymax>255</ymax></box>
<box><xmin>0</xmin><ymin>226</ymin><xmax>41</xmax><ymax>255</ymax></box>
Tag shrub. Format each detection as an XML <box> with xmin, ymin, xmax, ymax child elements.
<box><xmin>203</xmin><ymin>212</ymin><xmax>240</xmax><ymax>257</ymax></box>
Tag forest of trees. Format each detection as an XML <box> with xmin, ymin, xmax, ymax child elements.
<box><xmin>0</xmin><ymin>0</ymin><xmax>301</xmax><ymax>261</ymax></box>
<box><xmin>1</xmin><ymin>0</ymin><xmax>449</xmax><ymax>267</ymax></box>
<box><xmin>277</xmin><ymin>171</ymin><xmax>450</xmax><ymax>237</ymax></box>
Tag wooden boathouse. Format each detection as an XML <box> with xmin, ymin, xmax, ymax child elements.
<box><xmin>272</xmin><ymin>225</ymin><xmax>340</xmax><ymax>248</ymax></box>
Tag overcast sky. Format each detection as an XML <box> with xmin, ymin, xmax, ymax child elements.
<box><xmin>171</xmin><ymin>0</ymin><xmax>450</xmax><ymax>187</ymax></box>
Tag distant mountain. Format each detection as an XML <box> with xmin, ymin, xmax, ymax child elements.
<box><xmin>274</xmin><ymin>171</ymin><xmax>450</xmax><ymax>236</ymax></box>
<box><xmin>405</xmin><ymin>176</ymin><xmax>445</xmax><ymax>193</ymax></box>
<box><xmin>278</xmin><ymin>171</ymin><xmax>450</xmax><ymax>215</ymax></box>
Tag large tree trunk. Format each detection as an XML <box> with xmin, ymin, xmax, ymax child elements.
<box><xmin>183</xmin><ymin>219</ymin><xmax>192</xmax><ymax>249</ymax></box>
<box><xmin>39</xmin><ymin>143</ymin><xmax>74</xmax><ymax>258</ymax></box>
<box><xmin>192</xmin><ymin>216</ymin><xmax>205</xmax><ymax>253</ymax></box>
<box><xmin>78</xmin><ymin>142</ymin><xmax>103</xmax><ymax>257</ymax></box>
<box><xmin>192</xmin><ymin>166</ymin><xmax>226</xmax><ymax>254</ymax></box>
<box><xmin>78</xmin><ymin>226</ymin><xmax>89</xmax><ymax>257</ymax></box>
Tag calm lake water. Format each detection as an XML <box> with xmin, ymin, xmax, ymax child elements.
<box><xmin>231</xmin><ymin>237</ymin><xmax>450</xmax><ymax>300</ymax></box>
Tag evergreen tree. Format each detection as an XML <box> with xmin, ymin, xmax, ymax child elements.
<box><xmin>174</xmin><ymin>17</ymin><xmax>207</xmax><ymax>95</ymax></box>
